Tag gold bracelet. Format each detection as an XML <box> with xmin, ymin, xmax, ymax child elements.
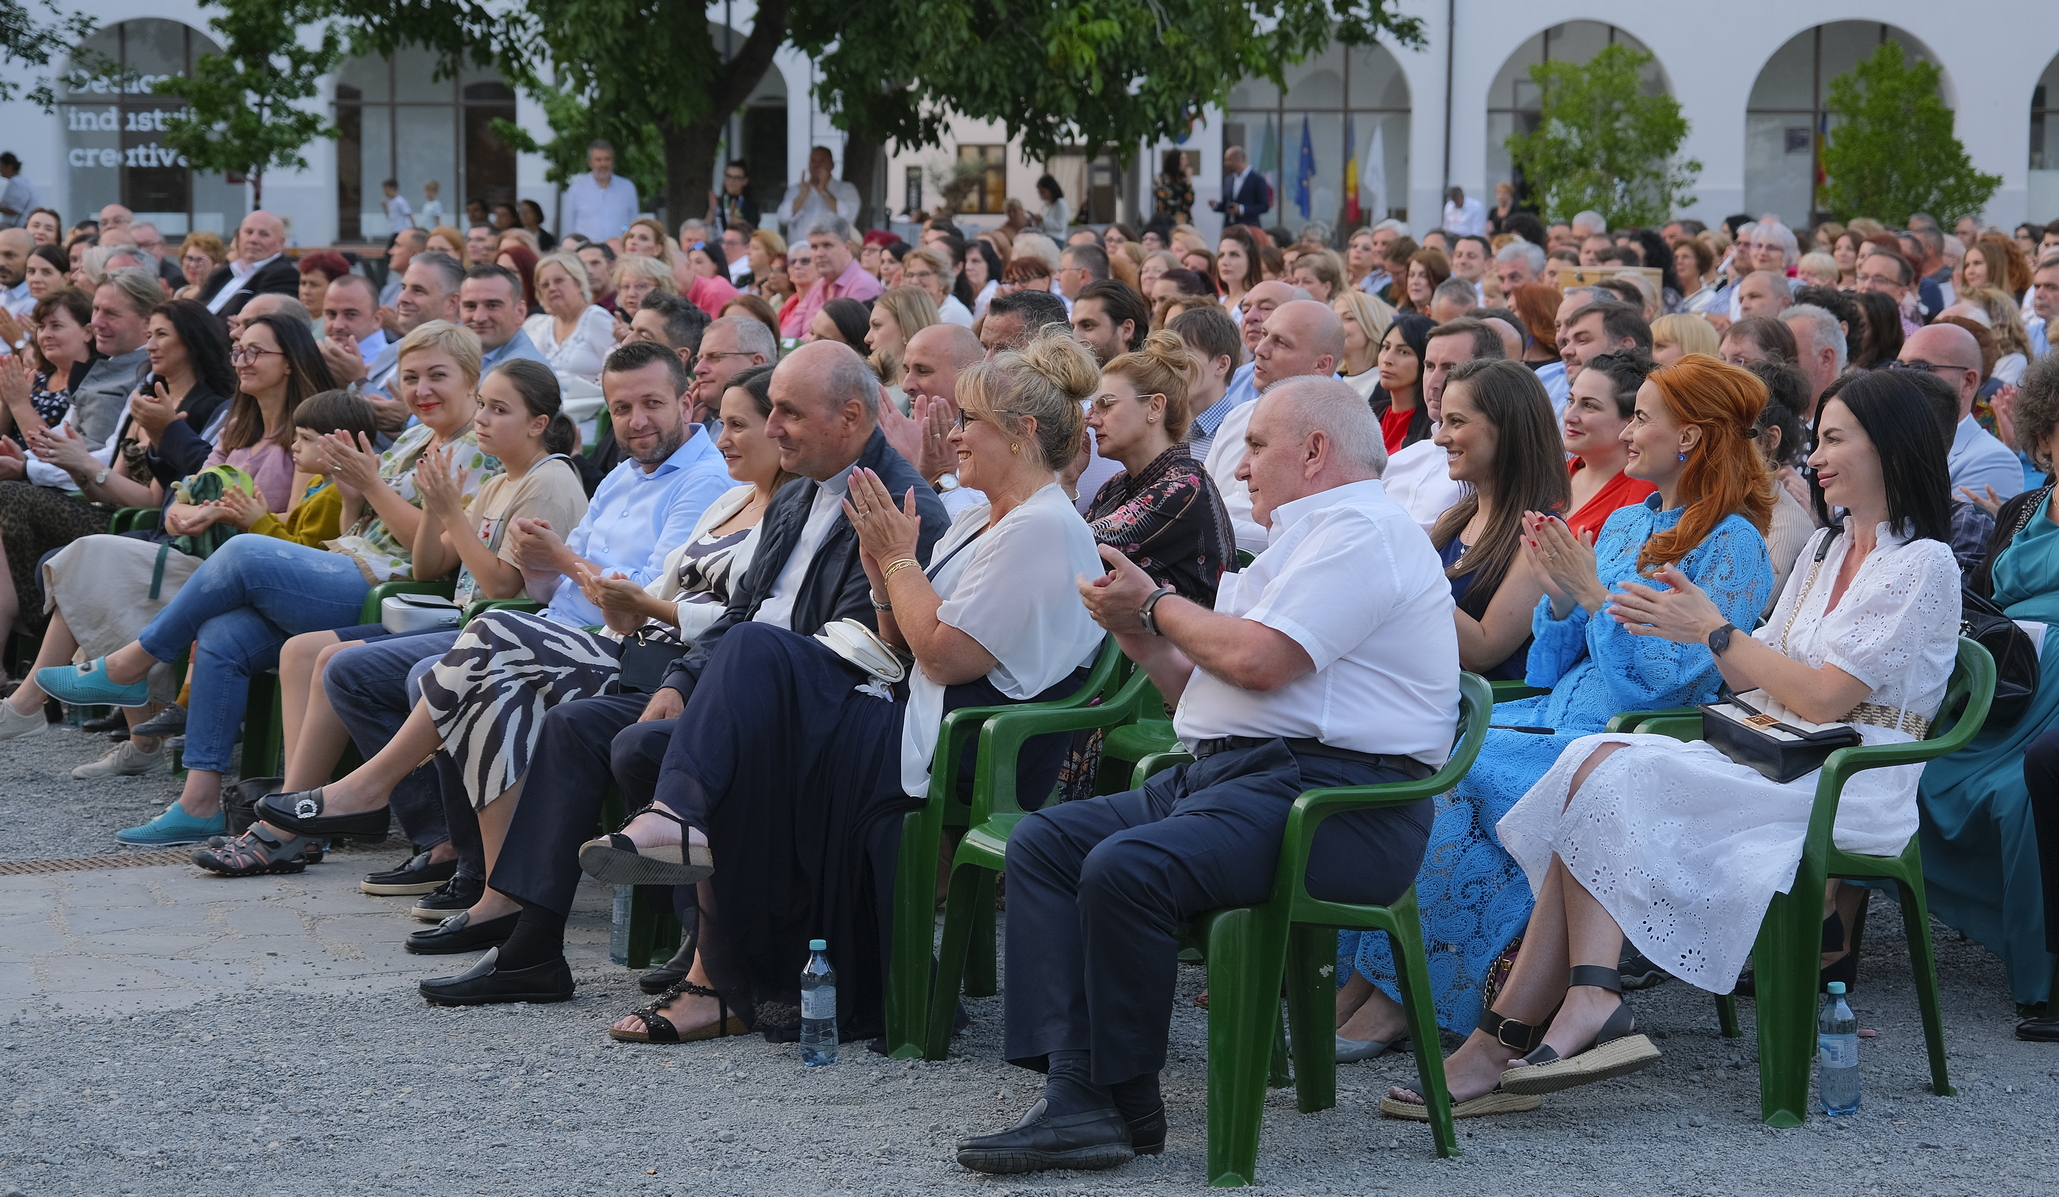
<box><xmin>882</xmin><ymin>557</ymin><xmax>921</xmax><ymax>584</ymax></box>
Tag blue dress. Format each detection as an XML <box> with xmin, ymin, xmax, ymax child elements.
<box><xmin>1342</xmin><ymin>497</ymin><xmax>1773</xmax><ymax>1032</ymax></box>
<box><xmin>1919</xmin><ymin>490</ymin><xmax>2059</xmax><ymax>1005</ymax></box>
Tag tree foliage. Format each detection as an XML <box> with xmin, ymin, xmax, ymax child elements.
<box><xmin>1818</xmin><ymin>41</ymin><xmax>2000</xmax><ymax>226</ymax></box>
<box><xmin>0</xmin><ymin>0</ymin><xmax>95</xmax><ymax>108</ymax></box>
<box><xmin>1505</xmin><ymin>44</ymin><xmax>1697</xmax><ymax>229</ymax></box>
<box><xmin>330</xmin><ymin>0</ymin><xmax>1421</xmax><ymax>227</ymax></box>
<box><xmin>149</xmin><ymin>1</ymin><xmax>346</xmax><ymax>208</ymax></box>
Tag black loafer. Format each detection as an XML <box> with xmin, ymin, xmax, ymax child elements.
<box><xmin>1125</xmin><ymin>1104</ymin><xmax>1166</xmax><ymax>1156</ymax></box>
<box><xmin>638</xmin><ymin>934</ymin><xmax>698</xmax><ymax>995</ymax></box>
<box><xmin>82</xmin><ymin>710</ymin><xmax>126</xmax><ymax>733</ymax></box>
<box><xmin>2018</xmin><ymin>1016</ymin><xmax>2059</xmax><ymax>1042</ymax></box>
<box><xmin>420</xmin><ymin>948</ymin><xmax>575</xmax><ymax>1006</ymax></box>
<box><xmin>955</xmin><ymin>1100</ymin><xmax>1134</xmax><ymax>1174</ymax></box>
<box><xmin>361</xmin><ymin>850</ymin><xmax>458</xmax><ymax>896</ymax></box>
<box><xmin>410</xmin><ymin>873</ymin><xmax>485</xmax><ymax>922</ymax></box>
<box><xmin>256</xmin><ymin>788</ymin><xmax>392</xmax><ymax>840</ymax></box>
<box><xmin>133</xmin><ymin>703</ymin><xmax>187</xmax><ymax>738</ymax></box>
<box><xmin>404</xmin><ymin>909</ymin><xmax>518</xmax><ymax>955</ymax></box>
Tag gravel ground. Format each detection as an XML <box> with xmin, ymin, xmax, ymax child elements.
<box><xmin>5</xmin><ymin>713</ymin><xmax>2058</xmax><ymax>1195</ymax></box>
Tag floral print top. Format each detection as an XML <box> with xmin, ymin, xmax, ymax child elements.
<box><xmin>324</xmin><ymin>422</ymin><xmax>502</xmax><ymax>583</ymax></box>
<box><xmin>1085</xmin><ymin>443</ymin><xmax>1236</xmax><ymax>607</ymax></box>
<box><xmin>6</xmin><ymin>370</ymin><xmax>73</xmax><ymax>449</ymax></box>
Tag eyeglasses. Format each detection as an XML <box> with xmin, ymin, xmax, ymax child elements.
<box><xmin>1887</xmin><ymin>358</ymin><xmax>1974</xmax><ymax>377</ymax></box>
<box><xmin>955</xmin><ymin>407</ymin><xmax>1024</xmax><ymax>429</ymax></box>
<box><xmin>1090</xmin><ymin>393</ymin><xmax>1164</xmax><ymax>414</ymax></box>
<box><xmin>903</xmin><ymin>269</ymin><xmax>939</xmax><ymax>283</ymax></box>
<box><xmin>230</xmin><ymin>345</ymin><xmax>280</xmax><ymax>365</ymax></box>
<box><xmin>724</xmin><ymin>172</ymin><xmax>747</xmax><ymax>182</ymax></box>
<box><xmin>691</xmin><ymin>349</ymin><xmax>758</xmax><ymax>370</ymax></box>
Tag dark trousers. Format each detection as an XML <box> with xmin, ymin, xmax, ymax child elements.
<box><xmin>2024</xmin><ymin>728</ymin><xmax>2059</xmax><ymax>955</ymax></box>
<box><xmin>1002</xmin><ymin>738</ymin><xmax>1433</xmax><ymax>1085</ymax></box>
<box><xmin>487</xmin><ymin>692</ymin><xmax>676</xmax><ymax>918</ymax></box>
<box><xmin>322</xmin><ymin>630</ymin><xmax>461</xmax><ymax>856</ymax></box>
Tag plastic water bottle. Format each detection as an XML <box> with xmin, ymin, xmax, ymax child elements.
<box><xmin>800</xmin><ymin>938</ymin><xmax>838</xmax><ymax>1066</ymax></box>
<box><xmin>1818</xmin><ymin>980</ymin><xmax>1860</xmax><ymax>1115</ymax></box>
<box><xmin>608</xmin><ymin>886</ymin><xmax>633</xmax><ymax>966</ymax></box>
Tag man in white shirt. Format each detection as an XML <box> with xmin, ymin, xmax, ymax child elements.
<box><xmin>561</xmin><ymin>141</ymin><xmax>640</xmax><ymax>243</ymax></box>
<box><xmin>1382</xmin><ymin>317</ymin><xmax>1499</xmax><ymax>534</ymax></box>
<box><xmin>199</xmin><ymin>211</ymin><xmax>298</xmax><ymax>318</ymax></box>
<box><xmin>0</xmin><ymin>153</ymin><xmax>34</xmax><ymax>228</ymax></box>
<box><xmin>1442</xmin><ymin>187</ymin><xmax>1487</xmax><ymax>237</ymax></box>
<box><xmin>1448</xmin><ymin>234</ymin><xmax>1491</xmax><ymax>301</ymax></box>
<box><xmin>1204</xmin><ymin>292</ymin><xmax>1335</xmax><ymax>555</ymax></box>
<box><xmin>780</xmin><ymin>146</ymin><xmax>860</xmax><ymax>238</ymax></box>
<box><xmin>0</xmin><ymin>228</ymin><xmax>32</xmax><ymax>319</ymax></box>
<box><xmin>957</xmin><ymin>375</ymin><xmax>1456</xmax><ymax>1175</ymax></box>
<box><xmin>1900</xmin><ymin>324</ymin><xmax>2023</xmax><ymax>503</ymax></box>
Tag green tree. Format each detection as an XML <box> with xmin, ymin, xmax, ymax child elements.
<box><xmin>1505</xmin><ymin>43</ymin><xmax>1697</xmax><ymax>228</ymax></box>
<box><xmin>1818</xmin><ymin>40</ymin><xmax>1999</xmax><ymax>225</ymax></box>
<box><xmin>1</xmin><ymin>0</ymin><xmax>95</xmax><ymax>108</ymax></box>
<box><xmin>326</xmin><ymin>0</ymin><xmax>1421</xmax><ymax>227</ymax></box>
<box><xmin>150</xmin><ymin>0</ymin><xmax>347</xmax><ymax>209</ymax></box>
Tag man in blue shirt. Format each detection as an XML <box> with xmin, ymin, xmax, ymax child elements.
<box><xmin>248</xmin><ymin>340</ymin><xmax>731</xmax><ymax>904</ymax></box>
<box><xmin>461</xmin><ymin>263</ymin><xmax>548</xmax><ymax>372</ymax></box>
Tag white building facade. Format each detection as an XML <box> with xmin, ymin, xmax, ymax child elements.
<box><xmin>3</xmin><ymin>2</ymin><xmax>2057</xmax><ymax>247</ymax></box>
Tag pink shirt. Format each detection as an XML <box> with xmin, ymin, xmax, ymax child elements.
<box><xmin>205</xmin><ymin>438</ymin><xmax>296</xmax><ymax>512</ymax></box>
<box><xmin>780</xmin><ymin>257</ymin><xmax>882</xmax><ymax>338</ymax></box>
<box><xmin>686</xmin><ymin>272</ymin><xmax>740</xmax><ymax>318</ymax></box>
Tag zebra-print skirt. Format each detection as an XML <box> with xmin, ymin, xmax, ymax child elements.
<box><xmin>420</xmin><ymin>608</ymin><xmax>625</xmax><ymax>810</ymax></box>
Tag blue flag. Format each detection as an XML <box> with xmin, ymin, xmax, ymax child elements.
<box><xmin>1294</xmin><ymin>116</ymin><xmax>1315</xmax><ymax>221</ymax></box>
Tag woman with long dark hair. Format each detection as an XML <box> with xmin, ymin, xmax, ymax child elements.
<box><xmin>1387</xmin><ymin>367</ymin><xmax>1951</xmax><ymax>1114</ymax></box>
<box><xmin>1561</xmin><ymin>351</ymin><xmax>1657</xmax><ymax>539</ymax></box>
<box><xmin>1850</xmin><ymin>289</ymin><xmax>1905</xmax><ymax>370</ymax></box>
<box><xmin>1365</xmin><ymin>354</ymin><xmax>1778</xmax><ymax>1110</ymax></box>
<box><xmin>1369</xmin><ymin>312</ymin><xmax>1435</xmax><ymax>453</ymax></box>
<box><xmin>1428</xmin><ymin>358</ymin><xmax>1568</xmax><ymax>680</ymax></box>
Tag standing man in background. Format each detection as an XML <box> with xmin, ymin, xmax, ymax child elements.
<box><xmin>1441</xmin><ymin>187</ymin><xmax>1486</xmax><ymax>237</ymax></box>
<box><xmin>1213</xmin><ymin>146</ymin><xmax>1268</xmax><ymax>229</ymax></box>
<box><xmin>0</xmin><ymin>153</ymin><xmax>33</xmax><ymax>229</ymax></box>
<box><xmin>781</xmin><ymin>146</ymin><xmax>860</xmax><ymax>238</ymax></box>
<box><xmin>563</xmin><ymin>141</ymin><xmax>640</xmax><ymax>243</ymax></box>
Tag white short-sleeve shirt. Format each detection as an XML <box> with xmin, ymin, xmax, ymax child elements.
<box><xmin>900</xmin><ymin>483</ymin><xmax>1106</xmax><ymax>795</ymax></box>
<box><xmin>1173</xmin><ymin>478</ymin><xmax>1459</xmax><ymax>765</ymax></box>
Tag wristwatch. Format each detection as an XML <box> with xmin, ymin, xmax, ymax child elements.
<box><xmin>91</xmin><ymin>468</ymin><xmax>109</xmax><ymax>487</ymax></box>
<box><xmin>933</xmin><ymin>472</ymin><xmax>959</xmax><ymax>493</ymax></box>
<box><xmin>1706</xmin><ymin>622</ymin><xmax>1738</xmax><ymax>656</ymax></box>
<box><xmin>1138</xmin><ymin>586</ymin><xmax>1176</xmax><ymax>637</ymax></box>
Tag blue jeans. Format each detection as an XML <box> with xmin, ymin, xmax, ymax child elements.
<box><xmin>136</xmin><ymin>536</ymin><xmax>374</xmax><ymax>774</ymax></box>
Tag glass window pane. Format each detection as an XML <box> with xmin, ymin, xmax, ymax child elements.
<box><xmin>395</xmin><ymin>105</ymin><xmax>452</xmax><ymax>224</ymax></box>
<box><xmin>1347</xmin><ymin>43</ymin><xmax>1409</xmax><ymax>111</ymax></box>
<box><xmin>337</xmin><ymin>53</ymin><xmax>390</xmax><ymax>103</ymax></box>
<box><xmin>1281</xmin><ymin>44</ymin><xmax>1344</xmax><ymax>108</ymax></box>
<box><xmin>1745</xmin><ymin>114</ymin><xmax>1812</xmax><ymax>228</ymax></box>
<box><xmin>1228</xmin><ymin>75</ymin><xmax>1278</xmax><ymax>109</ymax></box>
<box><xmin>1277</xmin><ymin>111</ymin><xmax>1344</xmax><ymax>235</ymax></box>
<box><xmin>1488</xmin><ymin>32</ymin><xmax>1545</xmax><ymax>113</ymax></box>
<box><xmin>393</xmin><ymin>46</ymin><xmax>450</xmax><ymax>103</ymax></box>
<box><xmin>121</xmin><ymin>18</ymin><xmax>198</xmax><ymax>80</ymax></box>
<box><xmin>1748</xmin><ymin>30</ymin><xmax>1816</xmax><ymax>111</ymax></box>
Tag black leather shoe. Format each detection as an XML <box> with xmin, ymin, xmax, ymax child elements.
<box><xmin>410</xmin><ymin>873</ymin><xmax>485</xmax><ymax>922</ymax></box>
<box><xmin>420</xmin><ymin>948</ymin><xmax>575</xmax><ymax>1006</ymax></box>
<box><xmin>256</xmin><ymin>788</ymin><xmax>392</xmax><ymax>840</ymax></box>
<box><xmin>2018</xmin><ymin>1015</ymin><xmax>2059</xmax><ymax>1042</ymax></box>
<box><xmin>638</xmin><ymin>933</ymin><xmax>698</xmax><ymax>995</ymax></box>
<box><xmin>82</xmin><ymin>710</ymin><xmax>126</xmax><ymax>733</ymax></box>
<box><xmin>1125</xmin><ymin>1104</ymin><xmax>1166</xmax><ymax>1156</ymax></box>
<box><xmin>404</xmin><ymin>909</ymin><xmax>518</xmax><ymax>955</ymax></box>
<box><xmin>362</xmin><ymin>850</ymin><xmax>458</xmax><ymax>896</ymax></box>
<box><xmin>955</xmin><ymin>1100</ymin><xmax>1135</xmax><ymax>1174</ymax></box>
<box><xmin>132</xmin><ymin>703</ymin><xmax>187</xmax><ymax>738</ymax></box>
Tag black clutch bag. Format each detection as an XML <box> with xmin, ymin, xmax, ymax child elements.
<box><xmin>1698</xmin><ymin>688</ymin><xmax>1861</xmax><ymax>784</ymax></box>
<box><xmin>616</xmin><ymin>628</ymin><xmax>686</xmax><ymax>694</ymax></box>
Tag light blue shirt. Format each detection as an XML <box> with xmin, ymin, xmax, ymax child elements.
<box><xmin>563</xmin><ymin>172</ymin><xmax>641</xmax><ymax>242</ymax></box>
<box><xmin>1187</xmin><ymin>360</ymin><xmax>1258</xmax><ymax>462</ymax></box>
<box><xmin>482</xmin><ymin>328</ymin><xmax>547</xmax><ymax>371</ymax></box>
<box><xmin>1949</xmin><ymin>414</ymin><xmax>2026</xmax><ymax>504</ymax></box>
<box><xmin>543</xmin><ymin>424</ymin><xmax>734</xmax><ymax>626</ymax></box>
<box><xmin>2029</xmin><ymin>315</ymin><xmax>2049</xmax><ymax>359</ymax></box>
<box><xmin>1535</xmin><ymin>360</ymin><xmax>1570</xmax><ymax>418</ymax></box>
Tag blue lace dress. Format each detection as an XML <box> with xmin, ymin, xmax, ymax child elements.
<box><xmin>1341</xmin><ymin>496</ymin><xmax>1773</xmax><ymax>1032</ymax></box>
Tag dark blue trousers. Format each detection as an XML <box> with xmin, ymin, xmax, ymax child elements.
<box><xmin>322</xmin><ymin>630</ymin><xmax>460</xmax><ymax>856</ymax></box>
<box><xmin>1002</xmin><ymin>738</ymin><xmax>1433</xmax><ymax>1084</ymax></box>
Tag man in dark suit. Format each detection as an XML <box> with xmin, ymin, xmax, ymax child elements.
<box><xmin>1212</xmin><ymin>145</ymin><xmax>1269</xmax><ymax>229</ymax></box>
<box><xmin>198</xmin><ymin>210</ymin><xmax>299</xmax><ymax>318</ymax></box>
<box><xmin>418</xmin><ymin>340</ymin><xmax>950</xmax><ymax>1004</ymax></box>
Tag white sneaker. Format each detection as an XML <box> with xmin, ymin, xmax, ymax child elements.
<box><xmin>72</xmin><ymin>738</ymin><xmax>165</xmax><ymax>779</ymax></box>
<box><xmin>0</xmin><ymin>696</ymin><xmax>48</xmax><ymax>741</ymax></box>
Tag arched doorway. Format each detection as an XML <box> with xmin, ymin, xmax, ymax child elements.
<box><xmin>1745</xmin><ymin>23</ymin><xmax>1941</xmax><ymax>229</ymax></box>
<box><xmin>62</xmin><ymin>18</ymin><xmax>241</xmax><ymax>234</ymax></box>
<box><xmin>1223</xmin><ymin>40</ymin><xmax>1411</xmax><ymax>238</ymax></box>
<box><xmin>2030</xmin><ymin>53</ymin><xmax>2059</xmax><ymax>221</ymax></box>
<box><xmin>1486</xmin><ymin>23</ymin><xmax>1666</xmax><ymax>210</ymax></box>
<box><xmin>333</xmin><ymin>46</ymin><xmax>519</xmax><ymax>241</ymax></box>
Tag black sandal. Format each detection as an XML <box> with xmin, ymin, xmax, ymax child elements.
<box><xmin>609</xmin><ymin>980</ymin><xmax>753</xmax><ymax>1044</ymax></box>
<box><xmin>577</xmin><ymin>804</ymin><xmax>715</xmax><ymax>887</ymax></box>
<box><xmin>1497</xmin><ymin>964</ymin><xmax>1660</xmax><ymax>1095</ymax></box>
<box><xmin>191</xmin><ymin>824</ymin><xmax>317</xmax><ymax>877</ymax></box>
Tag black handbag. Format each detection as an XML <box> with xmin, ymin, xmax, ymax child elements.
<box><xmin>616</xmin><ymin>628</ymin><xmax>686</xmax><ymax>694</ymax></box>
<box><xmin>1963</xmin><ymin>492</ymin><xmax>2045</xmax><ymax>727</ymax></box>
<box><xmin>1699</xmin><ymin>688</ymin><xmax>1861</xmax><ymax>783</ymax></box>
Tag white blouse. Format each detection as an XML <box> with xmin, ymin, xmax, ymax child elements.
<box><xmin>936</xmin><ymin>294</ymin><xmax>976</xmax><ymax>328</ymax></box>
<box><xmin>522</xmin><ymin>305</ymin><xmax>619</xmax><ymax>384</ymax></box>
<box><xmin>899</xmin><ymin>483</ymin><xmax>1106</xmax><ymax>795</ymax></box>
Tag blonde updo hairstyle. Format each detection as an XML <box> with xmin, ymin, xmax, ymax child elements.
<box><xmin>956</xmin><ymin>328</ymin><xmax>1096</xmax><ymax>471</ymax></box>
<box><xmin>394</xmin><ymin>319</ymin><xmax>484</xmax><ymax>389</ymax></box>
<box><xmin>1101</xmin><ymin>328</ymin><xmax>1197</xmax><ymax>440</ymax></box>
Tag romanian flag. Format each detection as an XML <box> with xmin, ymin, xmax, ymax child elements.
<box><xmin>1344</xmin><ymin>114</ymin><xmax>1361</xmax><ymax>227</ymax></box>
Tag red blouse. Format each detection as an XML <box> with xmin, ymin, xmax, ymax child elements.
<box><xmin>1379</xmin><ymin>405</ymin><xmax>1417</xmax><ymax>455</ymax></box>
<box><xmin>1565</xmin><ymin>460</ymin><xmax>1656</xmax><ymax>541</ymax></box>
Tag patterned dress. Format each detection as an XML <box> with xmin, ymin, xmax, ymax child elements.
<box><xmin>1341</xmin><ymin>497</ymin><xmax>1772</xmax><ymax>1032</ymax></box>
<box><xmin>323</xmin><ymin>423</ymin><xmax>499</xmax><ymax>583</ymax></box>
<box><xmin>5</xmin><ymin>370</ymin><xmax>72</xmax><ymax>448</ymax></box>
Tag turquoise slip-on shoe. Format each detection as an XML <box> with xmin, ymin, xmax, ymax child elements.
<box><xmin>36</xmin><ymin>657</ymin><xmax>150</xmax><ymax>708</ymax></box>
<box><xmin>116</xmin><ymin>804</ymin><xmax>226</xmax><ymax>847</ymax></box>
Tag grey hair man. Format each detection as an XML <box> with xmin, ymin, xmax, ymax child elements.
<box><xmin>1778</xmin><ymin>304</ymin><xmax>1846</xmax><ymax>422</ymax></box>
<box><xmin>1494</xmin><ymin>238</ymin><xmax>1547</xmax><ymax>295</ymax></box>
<box><xmin>1208</xmin><ymin>298</ymin><xmax>1344</xmax><ymax>554</ymax></box>
<box><xmin>980</xmin><ymin>289</ymin><xmax>1070</xmax><ymax>358</ymax></box>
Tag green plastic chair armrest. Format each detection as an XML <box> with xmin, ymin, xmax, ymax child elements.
<box><xmin>1490</xmin><ymin>680</ymin><xmax>1549</xmax><ymax>703</ymax></box>
<box><xmin>1605</xmin><ymin>706</ymin><xmax>1699</xmax><ymax>732</ymax></box>
<box><xmin>357</xmin><ymin>578</ymin><xmax>457</xmax><ymax>625</ymax></box>
<box><xmin>463</xmin><ymin>597</ymin><xmax>542</xmax><ymax>623</ymax></box>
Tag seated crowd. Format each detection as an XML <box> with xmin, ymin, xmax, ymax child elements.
<box><xmin>6</xmin><ymin>197</ymin><xmax>2059</xmax><ymax>1175</ymax></box>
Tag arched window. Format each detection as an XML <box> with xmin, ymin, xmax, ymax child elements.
<box><xmin>61</xmin><ymin>18</ymin><xmax>242</xmax><ymax>234</ymax></box>
<box><xmin>1486</xmin><ymin>23</ymin><xmax>1663</xmax><ymax>211</ymax></box>
<box><xmin>1222</xmin><ymin>40</ymin><xmax>1411</xmax><ymax>239</ymax></box>
<box><xmin>1745</xmin><ymin>23</ymin><xmax>1940</xmax><ymax>229</ymax></box>
<box><xmin>2030</xmin><ymin>54</ymin><xmax>2059</xmax><ymax>220</ymax></box>
<box><xmin>334</xmin><ymin>48</ymin><xmax>520</xmax><ymax>241</ymax></box>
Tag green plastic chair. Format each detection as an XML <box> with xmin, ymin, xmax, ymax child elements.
<box><xmin>1189</xmin><ymin>673</ymin><xmax>1490</xmax><ymax>1180</ymax></box>
<box><xmin>1609</xmin><ymin>638</ymin><xmax>1993</xmax><ymax>1126</ymax></box>
<box><xmin>107</xmin><ymin>506</ymin><xmax>161</xmax><ymax>534</ymax></box>
<box><xmin>879</xmin><ymin>638</ymin><xmax>1127</xmax><ymax>1058</ymax></box>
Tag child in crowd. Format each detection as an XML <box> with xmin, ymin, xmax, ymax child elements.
<box><xmin>211</xmin><ymin>389</ymin><xmax>380</xmax><ymax>547</ymax></box>
<box><xmin>418</xmin><ymin>180</ymin><xmax>444</xmax><ymax>229</ymax></box>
